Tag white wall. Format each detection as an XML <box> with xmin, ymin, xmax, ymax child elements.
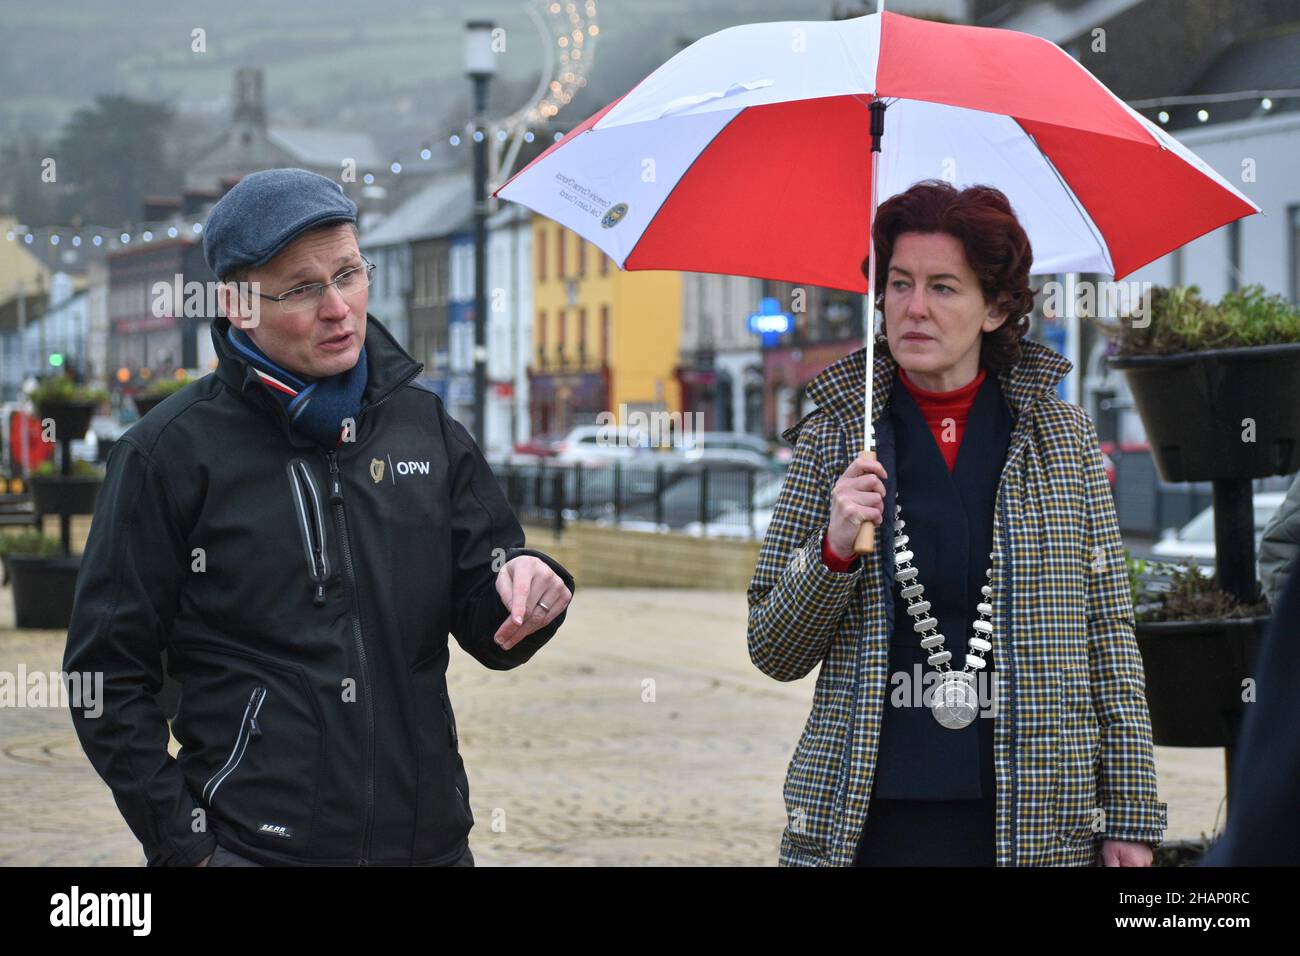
<box><xmin>1095</xmin><ymin>112</ymin><xmax>1300</xmax><ymax>446</ymax></box>
<box><xmin>486</xmin><ymin>210</ymin><xmax>533</xmax><ymax>455</ymax></box>
<box><xmin>1127</xmin><ymin>112</ymin><xmax>1300</xmax><ymax>302</ymax></box>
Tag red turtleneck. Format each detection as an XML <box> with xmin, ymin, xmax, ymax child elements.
<box><xmin>820</xmin><ymin>365</ymin><xmax>986</xmax><ymax>571</ymax></box>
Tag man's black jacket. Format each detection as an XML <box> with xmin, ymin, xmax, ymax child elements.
<box><xmin>64</xmin><ymin>313</ymin><xmax>574</xmax><ymax>866</ymax></box>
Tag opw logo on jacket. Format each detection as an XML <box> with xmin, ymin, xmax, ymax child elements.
<box><xmin>370</xmin><ymin>454</ymin><xmax>431</xmax><ymax>484</ymax></box>
<box><xmin>258</xmin><ymin>823</ymin><xmax>292</xmax><ymax>840</ymax></box>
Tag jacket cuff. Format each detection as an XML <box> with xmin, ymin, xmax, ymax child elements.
<box><xmin>1100</xmin><ymin>798</ymin><xmax>1169</xmax><ymax>845</ymax></box>
<box><xmin>821</xmin><ymin>529</ymin><xmax>857</xmax><ymax>573</ymax></box>
<box><xmin>792</xmin><ymin>524</ymin><xmax>865</xmax><ymax>597</ymax></box>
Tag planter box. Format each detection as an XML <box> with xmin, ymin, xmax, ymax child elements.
<box><xmin>34</xmin><ymin>400</ymin><xmax>97</xmax><ymax>447</ymax></box>
<box><xmin>1154</xmin><ymin>838</ymin><xmax>1212</xmax><ymax>867</ymax></box>
<box><xmin>1135</xmin><ymin>616</ymin><xmax>1268</xmax><ymax>748</ymax></box>
<box><xmin>31</xmin><ymin>475</ymin><xmax>103</xmax><ymax>516</ymax></box>
<box><xmin>1107</xmin><ymin>342</ymin><xmax>1300</xmax><ymax>482</ymax></box>
<box><xmin>9</xmin><ymin>554</ymin><xmax>81</xmax><ymax>629</ymax></box>
<box><xmin>134</xmin><ymin>395</ymin><xmax>166</xmax><ymax>417</ymax></box>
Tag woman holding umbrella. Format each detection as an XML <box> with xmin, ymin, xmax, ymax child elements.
<box><xmin>747</xmin><ymin>179</ymin><xmax>1167</xmax><ymax>867</ymax></box>
<box><xmin>492</xmin><ymin>4</ymin><xmax>1248</xmax><ymax>868</ymax></box>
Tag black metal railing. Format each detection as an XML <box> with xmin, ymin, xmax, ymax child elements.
<box><xmin>493</xmin><ymin>458</ymin><xmax>781</xmax><ymax>539</ymax></box>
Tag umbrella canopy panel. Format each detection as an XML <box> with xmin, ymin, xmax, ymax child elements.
<box><xmin>496</xmin><ymin>11</ymin><xmax>1259</xmax><ymax>290</ymax></box>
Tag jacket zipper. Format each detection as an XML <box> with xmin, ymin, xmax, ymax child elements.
<box><xmin>325</xmin><ymin>448</ymin><xmax>376</xmax><ymax>866</ymax></box>
<box><xmin>201</xmin><ymin>686</ymin><xmax>267</xmax><ymax>805</ymax></box>
<box><xmin>288</xmin><ymin>460</ymin><xmax>332</xmax><ymax>606</ymax></box>
<box><xmin>229</xmin><ymin>341</ymin><xmax>421</xmax><ymax>864</ymax></box>
<box><xmin>318</xmin><ymin>365</ymin><xmax>421</xmax><ymax>866</ymax></box>
<box><xmin>998</xmin><ymin>506</ymin><xmax>1018</xmax><ymax>865</ymax></box>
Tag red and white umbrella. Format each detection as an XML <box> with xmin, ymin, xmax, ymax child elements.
<box><xmin>494</xmin><ymin>5</ymin><xmax>1260</xmax><ymax>550</ymax></box>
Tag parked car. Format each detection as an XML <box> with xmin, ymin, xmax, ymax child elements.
<box><xmin>1097</xmin><ymin>441</ymin><xmax>1132</xmax><ymax>487</ymax></box>
<box><xmin>553</xmin><ymin>424</ymin><xmax>669</xmax><ymax>463</ymax></box>
<box><xmin>602</xmin><ymin>462</ymin><xmax>780</xmax><ymax>531</ymax></box>
<box><xmin>662</xmin><ymin>430</ymin><xmax>787</xmax><ymax>470</ymax></box>
<box><xmin>1150</xmin><ymin>491</ymin><xmax>1286</xmax><ymax>576</ymax></box>
<box><xmin>512</xmin><ymin>432</ymin><xmax>565</xmax><ymax>458</ymax></box>
<box><xmin>682</xmin><ymin>471</ymin><xmax>788</xmax><ymax>539</ymax></box>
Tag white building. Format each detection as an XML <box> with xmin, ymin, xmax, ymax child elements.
<box><xmin>676</xmin><ymin>272</ymin><xmax>765</xmax><ymax>435</ymax></box>
<box><xmin>486</xmin><ymin>203</ymin><xmax>534</xmax><ymax>455</ymax></box>
<box><xmin>1095</xmin><ymin>110</ymin><xmax>1300</xmax><ymax>443</ymax></box>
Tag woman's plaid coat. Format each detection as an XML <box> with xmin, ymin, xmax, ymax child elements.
<box><xmin>747</xmin><ymin>337</ymin><xmax>1168</xmax><ymax>866</ymax></box>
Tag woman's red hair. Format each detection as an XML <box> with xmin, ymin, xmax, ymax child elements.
<box><xmin>862</xmin><ymin>179</ymin><xmax>1036</xmax><ymax>372</ymax></box>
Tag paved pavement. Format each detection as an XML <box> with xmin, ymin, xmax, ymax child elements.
<box><xmin>0</xmin><ymin>586</ymin><xmax>1226</xmax><ymax>866</ymax></box>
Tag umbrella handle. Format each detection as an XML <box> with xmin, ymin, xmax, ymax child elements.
<box><xmin>852</xmin><ymin>449</ymin><xmax>879</xmax><ymax>555</ymax></box>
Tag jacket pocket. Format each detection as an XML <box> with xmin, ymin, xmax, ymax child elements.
<box><xmin>1055</xmin><ymin>665</ymin><xmax>1102</xmax><ymax>847</ymax></box>
<box><xmin>440</xmin><ymin>689</ymin><xmax>473</xmax><ymax>827</ymax></box>
<box><xmin>171</xmin><ymin>642</ymin><xmax>324</xmax><ymax>856</ymax></box>
<box><xmin>440</xmin><ymin>690</ymin><xmax>459</xmax><ymax>749</ymax></box>
<box><xmin>287</xmin><ymin>458</ymin><xmax>332</xmax><ymax>606</ymax></box>
<box><xmin>201</xmin><ymin>685</ymin><xmax>267</xmax><ymax>805</ymax></box>
<box><xmin>783</xmin><ymin>709</ymin><xmax>838</xmax><ymax>855</ymax></box>
<box><xmin>411</xmin><ymin>668</ymin><xmax>474</xmax><ymax>861</ymax></box>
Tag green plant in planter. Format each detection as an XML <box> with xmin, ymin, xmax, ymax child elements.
<box><xmin>139</xmin><ymin>375</ymin><xmax>190</xmax><ymax>400</ymax></box>
<box><xmin>1091</xmin><ymin>284</ymin><xmax>1300</xmax><ymax>357</ymax></box>
<box><xmin>32</xmin><ymin>458</ymin><xmax>104</xmax><ymax>478</ymax></box>
<box><xmin>30</xmin><ymin>376</ymin><xmax>109</xmax><ymax>410</ymax></box>
<box><xmin>1126</xmin><ymin>550</ymin><xmax>1270</xmax><ymax>623</ymax></box>
<box><xmin>0</xmin><ymin>530</ymin><xmax>64</xmax><ymax>558</ymax></box>
<box><xmin>1154</xmin><ymin>833</ymin><xmax>1217</xmax><ymax>867</ymax></box>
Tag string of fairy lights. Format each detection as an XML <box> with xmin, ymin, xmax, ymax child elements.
<box><xmin>3</xmin><ymin>8</ymin><xmax>1295</xmax><ymax>254</ymax></box>
<box><xmin>3</xmin><ymin>0</ymin><xmax>600</xmax><ymax>252</ymax></box>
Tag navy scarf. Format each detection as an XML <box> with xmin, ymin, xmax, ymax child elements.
<box><xmin>226</xmin><ymin>325</ymin><xmax>368</xmax><ymax>449</ymax></box>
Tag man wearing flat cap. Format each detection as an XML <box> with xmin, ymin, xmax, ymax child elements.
<box><xmin>65</xmin><ymin>168</ymin><xmax>575</xmax><ymax>867</ymax></box>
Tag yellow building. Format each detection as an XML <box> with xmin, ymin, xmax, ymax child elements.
<box><xmin>1</xmin><ymin>218</ymin><xmax>55</xmax><ymax>394</ymax></box>
<box><xmin>529</xmin><ymin>214</ymin><xmax>681</xmax><ymax>436</ymax></box>
<box><xmin>0</xmin><ymin>216</ymin><xmax>52</xmax><ymax>302</ymax></box>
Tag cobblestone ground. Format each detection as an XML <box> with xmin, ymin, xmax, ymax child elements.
<box><xmin>0</xmin><ymin>586</ymin><xmax>1226</xmax><ymax>866</ymax></box>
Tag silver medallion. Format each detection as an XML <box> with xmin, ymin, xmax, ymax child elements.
<box><xmin>931</xmin><ymin>674</ymin><xmax>979</xmax><ymax>729</ymax></box>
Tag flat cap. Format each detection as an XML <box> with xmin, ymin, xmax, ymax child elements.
<box><xmin>202</xmin><ymin>168</ymin><xmax>357</xmax><ymax>281</ymax></box>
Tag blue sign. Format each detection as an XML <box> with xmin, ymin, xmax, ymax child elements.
<box><xmin>747</xmin><ymin>297</ymin><xmax>792</xmax><ymax>347</ymax></box>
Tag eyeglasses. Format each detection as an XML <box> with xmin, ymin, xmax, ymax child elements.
<box><xmin>247</xmin><ymin>256</ymin><xmax>376</xmax><ymax>314</ymax></box>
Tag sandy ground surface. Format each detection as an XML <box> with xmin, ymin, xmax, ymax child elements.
<box><xmin>0</xmin><ymin>586</ymin><xmax>1227</xmax><ymax>866</ymax></box>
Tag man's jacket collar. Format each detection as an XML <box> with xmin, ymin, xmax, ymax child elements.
<box><xmin>783</xmin><ymin>336</ymin><xmax>1073</xmax><ymax>447</ymax></box>
<box><xmin>211</xmin><ymin>312</ymin><xmax>424</xmax><ymax>412</ymax></box>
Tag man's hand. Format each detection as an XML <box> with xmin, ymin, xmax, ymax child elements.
<box><xmin>1100</xmin><ymin>839</ymin><xmax>1154</xmax><ymax>867</ymax></box>
<box><xmin>493</xmin><ymin>556</ymin><xmax>573</xmax><ymax>651</ymax></box>
<box><xmin>196</xmin><ymin>854</ymin><xmax>211</xmax><ymax>867</ymax></box>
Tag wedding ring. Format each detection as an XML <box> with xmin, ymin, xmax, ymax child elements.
<box><xmin>536</xmin><ymin>600</ymin><xmax>550</xmax><ymax>612</ymax></box>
